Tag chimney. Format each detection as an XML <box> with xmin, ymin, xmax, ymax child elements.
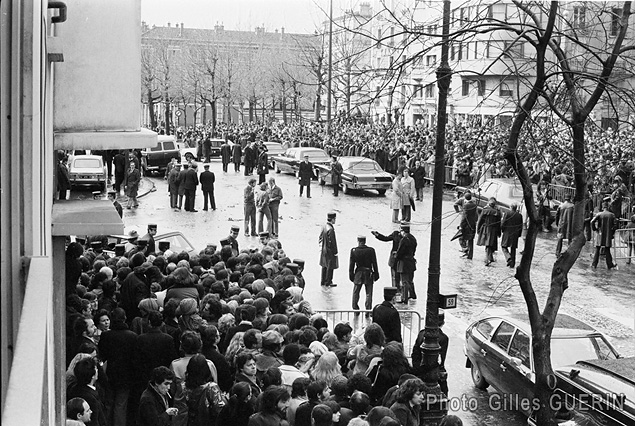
<box><xmin>179</xmin><ymin>23</ymin><xmax>183</xmax><ymax>36</ymax></box>
<box><xmin>360</xmin><ymin>2</ymin><xmax>371</xmax><ymax>17</ymax></box>
<box><xmin>167</xmin><ymin>22</ymin><xmax>171</xmax><ymax>27</ymax></box>
<box><xmin>281</xmin><ymin>27</ymin><xmax>285</xmax><ymax>34</ymax></box>
<box><xmin>275</xmin><ymin>29</ymin><xmax>278</xmax><ymax>33</ymax></box>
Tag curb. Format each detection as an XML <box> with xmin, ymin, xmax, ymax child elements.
<box><xmin>137</xmin><ymin>177</ymin><xmax>156</xmax><ymax>198</ymax></box>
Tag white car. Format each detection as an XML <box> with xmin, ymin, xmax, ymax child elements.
<box><xmin>68</xmin><ymin>155</ymin><xmax>107</xmax><ymax>191</ymax></box>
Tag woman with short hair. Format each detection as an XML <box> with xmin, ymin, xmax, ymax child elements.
<box><xmin>389</xmin><ymin>378</ymin><xmax>425</xmax><ymax>426</ymax></box>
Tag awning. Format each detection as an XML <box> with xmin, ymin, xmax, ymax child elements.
<box><xmin>52</xmin><ymin>199</ymin><xmax>123</xmax><ymax>236</ymax></box>
<box><xmin>54</xmin><ymin>128</ymin><xmax>157</xmax><ymax>150</ymax></box>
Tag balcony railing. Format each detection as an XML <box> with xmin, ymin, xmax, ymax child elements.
<box><xmin>2</xmin><ymin>256</ymin><xmax>57</xmax><ymax>425</ymax></box>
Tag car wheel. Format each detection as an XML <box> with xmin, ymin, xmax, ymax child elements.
<box><xmin>471</xmin><ymin>363</ymin><xmax>489</xmax><ymax>389</ymax></box>
<box><xmin>342</xmin><ymin>183</ymin><xmax>350</xmax><ymax>194</ymax></box>
<box><xmin>377</xmin><ymin>189</ymin><xmax>386</xmax><ymax>196</ymax></box>
<box><xmin>275</xmin><ymin>164</ymin><xmax>281</xmax><ymax>174</ymax></box>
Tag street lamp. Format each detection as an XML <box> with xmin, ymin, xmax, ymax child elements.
<box><xmin>421</xmin><ymin>0</ymin><xmax>451</xmax><ymax>424</ymax></box>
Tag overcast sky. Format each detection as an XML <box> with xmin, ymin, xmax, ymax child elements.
<box><xmin>140</xmin><ymin>0</ymin><xmax>353</xmax><ymax>34</ymax></box>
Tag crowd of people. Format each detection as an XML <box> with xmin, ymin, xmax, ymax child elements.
<box><xmin>164</xmin><ymin>116</ymin><xmax>633</xmax><ymax>196</ymax></box>
<box><xmin>64</xmin><ymin>219</ymin><xmax>460</xmax><ymax>426</ymax></box>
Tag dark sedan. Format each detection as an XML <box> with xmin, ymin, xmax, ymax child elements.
<box><xmin>314</xmin><ymin>156</ymin><xmax>392</xmax><ymax>195</ymax></box>
<box><xmin>272</xmin><ymin>147</ymin><xmax>331</xmax><ymax>176</ymax></box>
<box><xmin>529</xmin><ymin>358</ymin><xmax>635</xmax><ymax>425</ymax></box>
<box><xmin>464</xmin><ymin>311</ymin><xmax>620</xmax><ymax>417</ymax></box>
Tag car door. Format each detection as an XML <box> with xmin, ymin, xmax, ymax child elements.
<box><xmin>505</xmin><ymin>329</ymin><xmax>535</xmax><ymax>412</ymax></box>
<box><xmin>281</xmin><ymin>149</ymin><xmax>294</xmax><ymax>172</ymax></box>
<box><xmin>485</xmin><ymin>321</ymin><xmax>516</xmax><ymax>394</ymax></box>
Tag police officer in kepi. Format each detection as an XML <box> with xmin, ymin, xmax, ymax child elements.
<box><xmin>349</xmin><ymin>235</ymin><xmax>379</xmax><ymax>314</ymax></box>
<box><xmin>371</xmin><ymin>287</ymin><xmax>402</xmax><ymax>343</ymax></box>
<box><xmin>140</xmin><ymin>224</ymin><xmax>157</xmax><ymax>255</ymax></box>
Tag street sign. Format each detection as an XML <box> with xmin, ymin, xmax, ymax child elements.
<box><xmin>175</xmin><ymin>110</ymin><xmax>182</xmax><ymax>117</ymax></box>
<box><xmin>439</xmin><ymin>293</ymin><xmax>457</xmax><ymax>309</ymax></box>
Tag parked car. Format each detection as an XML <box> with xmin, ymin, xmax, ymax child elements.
<box><xmin>530</xmin><ymin>357</ymin><xmax>635</xmax><ymax>426</ymax></box>
<box><xmin>105</xmin><ymin>230</ymin><xmax>196</xmax><ymax>255</ymax></box>
<box><xmin>263</xmin><ymin>142</ymin><xmax>285</xmax><ymax>168</ymax></box>
<box><xmin>180</xmin><ymin>138</ymin><xmax>224</xmax><ymax>163</ymax></box>
<box><xmin>314</xmin><ymin>156</ymin><xmax>392</xmax><ymax>195</ymax></box>
<box><xmin>141</xmin><ymin>136</ymin><xmax>180</xmax><ymax>175</ymax></box>
<box><xmin>469</xmin><ymin>178</ymin><xmax>559</xmax><ymax>217</ymax></box>
<box><xmin>464</xmin><ymin>311</ymin><xmax>620</xmax><ymax>417</ymax></box>
<box><xmin>273</xmin><ymin>147</ymin><xmax>331</xmax><ymax>176</ymax></box>
<box><xmin>68</xmin><ymin>154</ymin><xmax>107</xmax><ymax>191</ymax></box>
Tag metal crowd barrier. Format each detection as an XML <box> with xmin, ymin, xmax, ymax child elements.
<box><xmin>614</xmin><ymin>228</ymin><xmax>635</xmax><ymax>262</ymax></box>
<box><xmin>422</xmin><ymin>163</ymin><xmax>458</xmax><ymax>186</ymax></box>
<box><xmin>547</xmin><ymin>184</ymin><xmax>576</xmax><ymax>203</ymax></box>
<box><xmin>315</xmin><ymin>309</ymin><xmax>423</xmax><ymax>359</ymax></box>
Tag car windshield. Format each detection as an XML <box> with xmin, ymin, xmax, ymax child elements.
<box><xmin>163</xmin><ymin>141</ymin><xmax>175</xmax><ymax>150</ymax></box>
<box><xmin>73</xmin><ymin>159</ymin><xmax>101</xmax><ymax>169</ymax></box>
<box><xmin>151</xmin><ymin>143</ymin><xmax>162</xmax><ymax>152</ymax></box>
<box><xmin>551</xmin><ymin>335</ymin><xmax>618</xmax><ymax>367</ymax></box>
<box><xmin>158</xmin><ymin>234</ymin><xmax>193</xmax><ymax>253</ymax></box>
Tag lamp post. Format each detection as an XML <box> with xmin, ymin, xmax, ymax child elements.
<box><xmin>421</xmin><ymin>0</ymin><xmax>451</xmax><ymax>424</ymax></box>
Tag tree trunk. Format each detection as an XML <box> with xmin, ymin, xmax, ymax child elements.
<box><xmin>164</xmin><ymin>97</ymin><xmax>171</xmax><ymax>135</ymax></box>
<box><xmin>315</xmin><ymin>92</ymin><xmax>322</xmax><ymax>121</ymax></box>
<box><xmin>210</xmin><ymin>99</ymin><xmax>217</xmax><ymax>134</ymax></box>
<box><xmin>147</xmin><ymin>88</ymin><xmax>157</xmax><ymax>130</ymax></box>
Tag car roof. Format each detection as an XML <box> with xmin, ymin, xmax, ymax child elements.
<box><xmin>479</xmin><ymin>311</ymin><xmax>598</xmax><ymax>337</ymax></box>
<box><xmin>71</xmin><ymin>155</ymin><xmax>103</xmax><ymax>161</ymax></box>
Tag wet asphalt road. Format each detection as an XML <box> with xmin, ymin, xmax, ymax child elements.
<box><xmin>77</xmin><ymin>159</ymin><xmax>634</xmax><ymax>425</ymax></box>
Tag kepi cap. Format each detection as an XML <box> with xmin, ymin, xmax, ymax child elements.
<box><xmin>148</xmin><ymin>224</ymin><xmax>157</xmax><ymax>230</ymax></box>
<box><xmin>384</xmin><ymin>287</ymin><xmax>398</xmax><ymax>298</ymax></box>
<box><xmin>231</xmin><ymin>225</ymin><xmax>240</xmax><ymax>232</ymax></box>
<box><xmin>327</xmin><ymin>211</ymin><xmax>337</xmax><ymax>219</ymax></box>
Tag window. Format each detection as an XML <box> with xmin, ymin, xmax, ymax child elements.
<box><xmin>389</xmin><ymin>56</ymin><xmax>394</xmax><ymax>67</ymax></box>
<box><xmin>426</xmin><ymin>55</ymin><xmax>437</xmax><ymax>66</ymax></box>
<box><xmin>611</xmin><ymin>8</ymin><xmax>622</xmax><ymax>36</ymax></box>
<box><xmin>414</xmin><ymin>85</ymin><xmax>423</xmax><ymax>98</ymax></box>
<box><xmin>460</xmin><ymin>7</ymin><xmax>466</xmax><ymax>22</ymax></box>
<box><xmin>462</xmin><ymin>80</ymin><xmax>470</xmax><ymax>96</ymax></box>
<box><xmin>375</xmin><ymin>86</ymin><xmax>381</xmax><ymax>105</ymax></box>
<box><xmin>474</xmin><ymin>41</ymin><xmax>479</xmax><ymax>59</ymax></box>
<box><xmin>458</xmin><ymin>42</ymin><xmax>463</xmax><ymax>60</ymax></box>
<box><xmin>500</xmin><ymin>82</ymin><xmax>513</xmax><ymax>97</ymax></box>
<box><xmin>427</xmin><ymin>24</ymin><xmax>438</xmax><ymax>34</ymax></box>
<box><xmin>477</xmin><ymin>79</ymin><xmax>486</xmax><ymax>96</ymax></box>
<box><xmin>389</xmin><ymin>27</ymin><xmax>395</xmax><ymax>46</ymax></box>
<box><xmin>504</xmin><ymin>41</ymin><xmax>524</xmax><ymax>58</ymax></box>
<box><xmin>476</xmin><ymin>318</ymin><xmax>501</xmax><ymax>340</ymax></box>
<box><xmin>377</xmin><ymin>28</ymin><xmax>382</xmax><ymax>47</ymax></box>
<box><xmin>376</xmin><ymin>57</ymin><xmax>381</xmax><ymax>69</ymax></box>
<box><xmin>485</xmin><ymin>41</ymin><xmax>491</xmax><ymax>58</ymax></box>
<box><xmin>450</xmin><ymin>43</ymin><xmax>456</xmax><ymax>61</ymax></box>
<box><xmin>491</xmin><ymin>321</ymin><xmax>515</xmax><ymax>352</ymax></box>
<box><xmin>572</xmin><ymin>6</ymin><xmax>586</xmax><ymax>30</ymax></box>
<box><xmin>425</xmin><ymin>84</ymin><xmax>435</xmax><ymax>98</ymax></box>
<box><xmin>509</xmin><ymin>330</ymin><xmax>531</xmax><ymax>368</ymax></box>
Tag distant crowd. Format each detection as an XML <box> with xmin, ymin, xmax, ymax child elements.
<box><xmin>152</xmin><ymin>116</ymin><xmax>634</xmax><ymax>197</ymax></box>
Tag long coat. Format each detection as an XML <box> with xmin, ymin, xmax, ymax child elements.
<box><xmin>591</xmin><ymin>210</ymin><xmax>617</xmax><ymax>248</ymax></box>
<box><xmin>395</xmin><ymin>232</ymin><xmax>417</xmax><ymax>273</ymax></box>
<box><xmin>220</xmin><ymin>143</ymin><xmax>232</xmax><ymax>164</ymax></box>
<box><xmin>183</xmin><ymin>167</ymin><xmax>199</xmax><ymax>191</ymax></box>
<box><xmin>98</xmin><ymin>322</ymin><xmax>138</xmax><ymax>387</ymax></box>
<box><xmin>372</xmin><ymin>301</ymin><xmax>402</xmax><ymax>343</ymax></box>
<box><xmin>477</xmin><ymin>205</ymin><xmax>502</xmax><ymax>249</ymax></box>
<box><xmin>138</xmin><ymin>383</ymin><xmax>174</xmax><ymax>426</ymax></box>
<box><xmin>501</xmin><ymin>210</ymin><xmax>523</xmax><ymax>249</ymax></box>
<box><xmin>400</xmin><ymin>176</ymin><xmax>416</xmax><ymax>206</ymax></box>
<box><xmin>199</xmin><ymin>170</ymin><xmax>215</xmax><ymax>192</ymax></box>
<box><xmin>460</xmin><ymin>200</ymin><xmax>478</xmax><ymax>240</ymax></box>
<box><xmin>124</xmin><ymin>167</ymin><xmax>141</xmax><ymax>198</ymax></box>
<box><xmin>298</xmin><ymin>161</ymin><xmax>314</xmax><ymax>185</ymax></box>
<box><xmin>178</xmin><ymin>168</ymin><xmax>188</xmax><ymax>196</ymax></box>
<box><xmin>168</xmin><ymin>168</ymin><xmax>181</xmax><ymax>194</ymax></box>
<box><xmin>135</xmin><ymin>328</ymin><xmax>177</xmax><ymax>385</ymax></box>
<box><xmin>349</xmin><ymin>244</ymin><xmax>379</xmax><ymax>284</ymax></box>
<box><xmin>331</xmin><ymin>160</ymin><xmax>343</xmax><ymax>186</ymax></box>
<box><xmin>319</xmin><ymin>222</ymin><xmax>338</xmax><ymax>269</ymax></box>
<box><xmin>390</xmin><ymin>177</ymin><xmax>403</xmax><ymax>210</ymax></box>
<box><xmin>232</xmin><ymin>144</ymin><xmax>242</xmax><ymax>163</ymax></box>
<box><xmin>556</xmin><ymin>200</ymin><xmax>575</xmax><ymax>240</ymax></box>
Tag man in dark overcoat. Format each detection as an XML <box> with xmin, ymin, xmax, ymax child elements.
<box><xmin>168</xmin><ymin>163</ymin><xmax>181</xmax><ymax>211</ymax></box>
<box><xmin>58</xmin><ymin>156</ymin><xmax>71</xmax><ymax>200</ymax></box>
<box><xmin>256</xmin><ymin>145</ymin><xmax>269</xmax><ymax>184</ymax></box>
<box><xmin>371</xmin><ymin>228</ymin><xmax>403</xmax><ymax>294</ymax></box>
<box><xmin>555</xmin><ymin>195</ymin><xmax>574</xmax><ymax>258</ymax></box>
<box><xmin>330</xmin><ymin>156</ymin><xmax>343</xmax><ymax>196</ymax></box>
<box><xmin>113</xmin><ymin>150</ymin><xmax>127</xmax><ymax>194</ymax></box>
<box><xmin>349</xmin><ymin>235</ymin><xmax>379</xmax><ymax>312</ymax></box>
<box><xmin>220</xmin><ymin>140</ymin><xmax>231</xmax><ymax>172</ymax></box>
<box><xmin>477</xmin><ymin>197</ymin><xmax>502</xmax><ymax>266</ymax></box>
<box><xmin>460</xmin><ymin>192</ymin><xmax>478</xmax><ymax>260</ymax></box>
<box><xmin>183</xmin><ymin>162</ymin><xmax>199</xmax><ymax>212</ymax></box>
<box><xmin>244</xmin><ymin>142</ymin><xmax>255</xmax><ymax>175</ymax></box>
<box><xmin>135</xmin><ymin>312</ymin><xmax>177</xmax><ymax>386</ymax></box>
<box><xmin>98</xmin><ymin>308</ymin><xmax>138</xmax><ymax>426</ymax></box>
<box><xmin>319</xmin><ymin>212</ymin><xmax>339</xmax><ymax>287</ymax></box>
<box><xmin>199</xmin><ymin>163</ymin><xmax>216</xmax><ymax>211</ymax></box>
<box><xmin>298</xmin><ymin>154</ymin><xmax>314</xmax><ymax>198</ymax></box>
<box><xmin>140</xmin><ymin>223</ymin><xmax>157</xmax><ymax>255</ymax></box>
<box><xmin>395</xmin><ymin>222</ymin><xmax>417</xmax><ymax>303</ymax></box>
<box><xmin>177</xmin><ymin>163</ymin><xmax>188</xmax><ymax>210</ymax></box>
<box><xmin>371</xmin><ymin>287</ymin><xmax>402</xmax><ymax>343</ymax></box>
<box><xmin>501</xmin><ymin>202</ymin><xmax>523</xmax><ymax>267</ymax></box>
<box><xmin>232</xmin><ymin>140</ymin><xmax>242</xmax><ymax>172</ymax></box>
<box><xmin>591</xmin><ymin>201</ymin><xmax>618</xmax><ymax>269</ymax></box>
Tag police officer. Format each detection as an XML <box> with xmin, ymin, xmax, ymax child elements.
<box><xmin>395</xmin><ymin>221</ymin><xmax>417</xmax><ymax>303</ymax></box>
<box><xmin>371</xmin><ymin>287</ymin><xmax>402</xmax><ymax>343</ymax></box>
<box><xmin>141</xmin><ymin>224</ymin><xmax>157</xmax><ymax>255</ymax></box>
<box><xmin>227</xmin><ymin>225</ymin><xmax>240</xmax><ymax>256</ymax></box>
<box><xmin>349</xmin><ymin>235</ymin><xmax>379</xmax><ymax>313</ymax></box>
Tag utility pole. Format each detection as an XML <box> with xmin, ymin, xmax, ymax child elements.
<box><xmin>421</xmin><ymin>0</ymin><xmax>451</xmax><ymax>423</ymax></box>
<box><xmin>326</xmin><ymin>0</ymin><xmax>333</xmax><ymax>136</ymax></box>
